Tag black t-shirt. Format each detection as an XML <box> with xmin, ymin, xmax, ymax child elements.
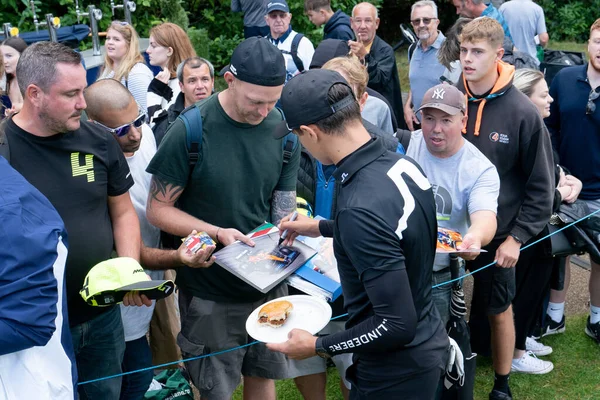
<box><xmin>320</xmin><ymin>138</ymin><xmax>448</xmax><ymax>382</ymax></box>
<box><xmin>5</xmin><ymin>118</ymin><xmax>133</xmax><ymax>326</ymax></box>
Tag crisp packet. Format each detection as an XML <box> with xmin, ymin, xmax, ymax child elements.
<box><xmin>182</xmin><ymin>232</ymin><xmax>215</xmax><ymax>254</ymax></box>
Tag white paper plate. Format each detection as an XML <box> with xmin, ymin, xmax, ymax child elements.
<box><xmin>246</xmin><ymin>295</ymin><xmax>332</xmax><ymax>343</ymax></box>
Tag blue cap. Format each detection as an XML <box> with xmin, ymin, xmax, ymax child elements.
<box><xmin>266</xmin><ymin>0</ymin><xmax>289</xmax><ymax>14</ymax></box>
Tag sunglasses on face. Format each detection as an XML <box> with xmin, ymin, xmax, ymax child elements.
<box><xmin>411</xmin><ymin>17</ymin><xmax>436</xmax><ymax>26</ymax></box>
<box><xmin>93</xmin><ymin>110</ymin><xmax>146</xmax><ymax>137</ymax></box>
<box><xmin>586</xmin><ymin>88</ymin><xmax>600</xmax><ymax>115</ymax></box>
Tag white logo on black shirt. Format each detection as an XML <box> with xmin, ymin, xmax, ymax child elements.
<box><xmin>341</xmin><ymin>172</ymin><xmax>349</xmax><ymax>182</ymax></box>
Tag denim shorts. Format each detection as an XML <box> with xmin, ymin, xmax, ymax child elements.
<box><xmin>177</xmin><ymin>286</ymin><xmax>289</xmax><ymax>400</ymax></box>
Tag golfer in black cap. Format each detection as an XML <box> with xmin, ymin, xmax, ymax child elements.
<box><xmin>146</xmin><ymin>37</ymin><xmax>301</xmax><ymax>400</ymax></box>
<box><xmin>268</xmin><ymin>69</ymin><xmax>449</xmax><ymax>399</ymax></box>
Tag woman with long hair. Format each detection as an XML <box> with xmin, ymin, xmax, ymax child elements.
<box><xmin>100</xmin><ymin>21</ymin><xmax>153</xmax><ymax>111</ymax></box>
<box><xmin>510</xmin><ymin>68</ymin><xmax>582</xmax><ymax>369</ymax></box>
<box><xmin>1</xmin><ymin>37</ymin><xmax>28</xmax><ymax>117</ymax></box>
<box><xmin>146</xmin><ymin>22</ymin><xmax>196</xmax><ymax>119</ymax></box>
<box><xmin>437</xmin><ymin>17</ymin><xmax>471</xmax><ymax>85</ymax></box>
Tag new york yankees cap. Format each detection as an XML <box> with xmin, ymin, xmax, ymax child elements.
<box><xmin>220</xmin><ymin>37</ymin><xmax>286</xmax><ymax>87</ymax></box>
<box><xmin>417</xmin><ymin>84</ymin><xmax>466</xmax><ymax>116</ymax></box>
<box><xmin>80</xmin><ymin>257</ymin><xmax>174</xmax><ymax>307</ymax></box>
<box><xmin>273</xmin><ymin>69</ymin><xmax>355</xmax><ymax>139</ymax></box>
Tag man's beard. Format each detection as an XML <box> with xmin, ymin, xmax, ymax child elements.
<box><xmin>39</xmin><ymin>103</ymin><xmax>80</xmax><ymax>134</ymax></box>
<box><xmin>418</xmin><ymin>30</ymin><xmax>431</xmax><ymax>41</ymax></box>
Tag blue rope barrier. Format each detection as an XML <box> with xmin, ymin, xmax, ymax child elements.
<box><xmin>79</xmin><ymin>207</ymin><xmax>600</xmax><ymax>385</ymax></box>
<box><xmin>432</xmin><ymin>207</ymin><xmax>600</xmax><ymax>289</ymax></box>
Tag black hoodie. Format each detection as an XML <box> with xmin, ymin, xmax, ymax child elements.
<box><xmin>324</xmin><ymin>10</ymin><xmax>354</xmax><ymax>41</ymax></box>
<box><xmin>456</xmin><ymin>61</ymin><xmax>554</xmax><ymax>244</ymax></box>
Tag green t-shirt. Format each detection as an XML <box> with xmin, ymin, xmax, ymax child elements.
<box><xmin>146</xmin><ymin>93</ymin><xmax>300</xmax><ymax>302</ymax></box>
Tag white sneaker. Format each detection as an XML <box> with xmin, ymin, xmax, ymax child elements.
<box><xmin>511</xmin><ymin>351</ymin><xmax>554</xmax><ymax>374</ymax></box>
<box><xmin>525</xmin><ymin>336</ymin><xmax>553</xmax><ymax>356</ymax></box>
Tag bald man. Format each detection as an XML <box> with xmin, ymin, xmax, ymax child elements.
<box><xmin>350</xmin><ymin>2</ymin><xmax>405</xmax><ymax>128</ymax></box>
<box><xmin>84</xmin><ymin>79</ymin><xmax>216</xmax><ymax>400</ymax></box>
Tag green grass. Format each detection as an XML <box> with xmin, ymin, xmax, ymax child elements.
<box><xmin>546</xmin><ymin>40</ymin><xmax>588</xmax><ymax>53</ymax></box>
<box><xmin>232</xmin><ymin>315</ymin><xmax>599</xmax><ymax>399</ymax></box>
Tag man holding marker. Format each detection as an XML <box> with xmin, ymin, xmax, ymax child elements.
<box><xmin>350</xmin><ymin>2</ymin><xmax>405</xmax><ymax>127</ymax></box>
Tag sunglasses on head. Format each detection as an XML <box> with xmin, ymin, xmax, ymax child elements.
<box><xmin>586</xmin><ymin>88</ymin><xmax>600</xmax><ymax>115</ymax></box>
<box><xmin>93</xmin><ymin>110</ymin><xmax>146</xmax><ymax>137</ymax></box>
<box><xmin>411</xmin><ymin>17</ymin><xmax>435</xmax><ymax>26</ymax></box>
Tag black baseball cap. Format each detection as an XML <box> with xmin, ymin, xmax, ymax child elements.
<box><xmin>266</xmin><ymin>0</ymin><xmax>289</xmax><ymax>14</ymax></box>
<box><xmin>309</xmin><ymin>39</ymin><xmax>351</xmax><ymax>69</ymax></box>
<box><xmin>273</xmin><ymin>69</ymin><xmax>356</xmax><ymax>139</ymax></box>
<box><xmin>220</xmin><ymin>37</ymin><xmax>286</xmax><ymax>87</ymax></box>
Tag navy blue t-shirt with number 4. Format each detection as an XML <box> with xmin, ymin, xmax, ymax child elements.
<box><xmin>4</xmin><ymin>118</ymin><xmax>134</xmax><ymax>327</ymax></box>
<box><xmin>316</xmin><ymin>138</ymin><xmax>449</xmax><ymax>388</ymax></box>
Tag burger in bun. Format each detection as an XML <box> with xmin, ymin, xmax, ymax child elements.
<box><xmin>258</xmin><ymin>300</ymin><xmax>293</xmax><ymax>328</ymax></box>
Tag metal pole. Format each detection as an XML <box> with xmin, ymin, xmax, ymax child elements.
<box><xmin>123</xmin><ymin>0</ymin><xmax>132</xmax><ymax>24</ymax></box>
<box><xmin>88</xmin><ymin>5</ymin><xmax>101</xmax><ymax>56</ymax></box>
<box><xmin>30</xmin><ymin>0</ymin><xmax>40</xmax><ymax>32</ymax></box>
<box><xmin>3</xmin><ymin>23</ymin><xmax>12</xmax><ymax>38</ymax></box>
<box><xmin>46</xmin><ymin>14</ymin><xmax>58</xmax><ymax>42</ymax></box>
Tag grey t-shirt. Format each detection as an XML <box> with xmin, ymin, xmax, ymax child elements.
<box><xmin>499</xmin><ymin>0</ymin><xmax>547</xmax><ymax>64</ymax></box>
<box><xmin>231</xmin><ymin>0</ymin><xmax>270</xmax><ymax>27</ymax></box>
<box><xmin>407</xmin><ymin>130</ymin><xmax>500</xmax><ymax>271</ymax></box>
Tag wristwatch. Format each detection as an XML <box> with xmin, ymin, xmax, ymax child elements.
<box><xmin>315</xmin><ymin>338</ymin><xmax>331</xmax><ymax>359</ymax></box>
<box><xmin>510</xmin><ymin>233</ymin><xmax>523</xmax><ymax>245</ymax></box>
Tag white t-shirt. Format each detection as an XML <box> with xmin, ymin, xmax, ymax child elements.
<box><xmin>269</xmin><ymin>31</ymin><xmax>315</xmax><ymax>83</ymax></box>
<box><xmin>120</xmin><ymin>124</ymin><xmax>162</xmax><ymax>341</ymax></box>
<box><xmin>407</xmin><ymin>130</ymin><xmax>500</xmax><ymax>271</ymax></box>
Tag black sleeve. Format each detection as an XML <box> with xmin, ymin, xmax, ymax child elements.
<box><xmin>148</xmin><ymin>78</ymin><xmax>174</xmax><ymax>102</ymax></box>
<box><xmin>318</xmin><ymin>219</ymin><xmax>334</xmax><ymax>238</ymax></box>
<box><xmin>317</xmin><ymin>267</ymin><xmax>417</xmax><ymax>355</ymax></box>
<box><xmin>510</xmin><ymin>124</ymin><xmax>555</xmax><ymax>243</ymax></box>
<box><xmin>316</xmin><ymin>207</ymin><xmax>418</xmax><ymax>355</ymax></box>
<box><xmin>545</xmin><ymin>77</ymin><xmax>561</xmax><ymax>154</ymax></box>
<box><xmin>366</xmin><ymin>44</ymin><xmax>394</xmax><ymax>88</ymax></box>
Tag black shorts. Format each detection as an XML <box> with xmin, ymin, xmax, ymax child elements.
<box><xmin>466</xmin><ymin>238</ymin><xmax>516</xmax><ymax>316</ymax></box>
<box><xmin>349</xmin><ymin>366</ymin><xmax>443</xmax><ymax>400</ymax></box>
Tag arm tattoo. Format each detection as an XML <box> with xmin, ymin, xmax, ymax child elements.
<box><xmin>271</xmin><ymin>190</ymin><xmax>296</xmax><ymax>225</ymax></box>
<box><xmin>148</xmin><ymin>176</ymin><xmax>184</xmax><ymax>210</ymax></box>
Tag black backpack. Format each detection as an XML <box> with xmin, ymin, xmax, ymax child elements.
<box><xmin>280</xmin><ymin>33</ymin><xmax>306</xmax><ymax>72</ymax></box>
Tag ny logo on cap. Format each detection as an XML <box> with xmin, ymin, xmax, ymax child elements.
<box><xmin>432</xmin><ymin>88</ymin><xmax>445</xmax><ymax>100</ymax></box>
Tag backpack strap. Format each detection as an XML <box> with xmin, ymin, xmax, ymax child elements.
<box><xmin>177</xmin><ymin>104</ymin><xmax>203</xmax><ymax>170</ymax></box>
<box><xmin>290</xmin><ymin>33</ymin><xmax>305</xmax><ymax>72</ymax></box>
<box><xmin>0</xmin><ymin>119</ymin><xmax>10</xmax><ymax>164</ymax></box>
<box><xmin>395</xmin><ymin>129</ymin><xmax>412</xmax><ymax>152</ymax></box>
<box><xmin>275</xmin><ymin>107</ymin><xmax>299</xmax><ymax>164</ymax></box>
<box><xmin>408</xmin><ymin>42</ymin><xmax>416</xmax><ymax>63</ymax></box>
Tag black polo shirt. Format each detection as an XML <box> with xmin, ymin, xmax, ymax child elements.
<box><xmin>317</xmin><ymin>138</ymin><xmax>448</xmax><ymax>385</ymax></box>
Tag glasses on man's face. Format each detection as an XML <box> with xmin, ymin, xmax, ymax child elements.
<box><xmin>411</xmin><ymin>17</ymin><xmax>435</xmax><ymax>26</ymax></box>
<box><xmin>586</xmin><ymin>88</ymin><xmax>600</xmax><ymax>115</ymax></box>
<box><xmin>93</xmin><ymin>110</ymin><xmax>146</xmax><ymax>137</ymax></box>
<box><xmin>268</xmin><ymin>12</ymin><xmax>288</xmax><ymax>20</ymax></box>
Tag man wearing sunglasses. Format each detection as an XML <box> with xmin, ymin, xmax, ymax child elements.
<box><xmin>546</xmin><ymin>18</ymin><xmax>600</xmax><ymax>345</ymax></box>
<box><xmin>84</xmin><ymin>78</ymin><xmax>216</xmax><ymax>400</ymax></box>
<box><xmin>404</xmin><ymin>0</ymin><xmax>446</xmax><ymax>131</ymax></box>
<box><xmin>2</xmin><ymin>41</ymin><xmax>148</xmax><ymax>399</ymax></box>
